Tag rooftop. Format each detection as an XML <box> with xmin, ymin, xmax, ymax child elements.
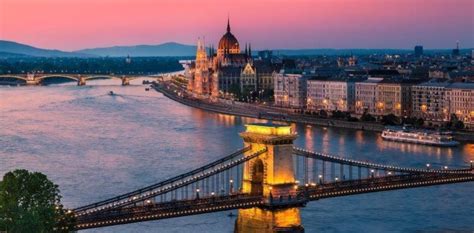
<box><xmin>447</xmin><ymin>82</ymin><xmax>474</xmax><ymax>90</ymax></box>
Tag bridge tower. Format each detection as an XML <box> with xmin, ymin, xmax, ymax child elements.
<box><xmin>236</xmin><ymin>123</ymin><xmax>303</xmax><ymax>233</ymax></box>
<box><xmin>26</xmin><ymin>73</ymin><xmax>39</xmax><ymax>85</ymax></box>
<box><xmin>77</xmin><ymin>76</ymin><xmax>86</xmax><ymax>86</ymax></box>
<box><xmin>121</xmin><ymin>77</ymin><xmax>130</xmax><ymax>86</ymax></box>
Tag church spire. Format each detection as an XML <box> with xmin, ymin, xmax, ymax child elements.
<box><xmin>227</xmin><ymin>16</ymin><xmax>231</xmax><ymax>33</ymax></box>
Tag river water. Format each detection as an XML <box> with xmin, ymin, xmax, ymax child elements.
<box><xmin>0</xmin><ymin>79</ymin><xmax>473</xmax><ymax>232</ymax></box>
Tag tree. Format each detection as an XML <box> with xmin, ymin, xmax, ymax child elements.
<box><xmin>454</xmin><ymin>120</ymin><xmax>465</xmax><ymax>130</ymax></box>
<box><xmin>414</xmin><ymin>118</ymin><xmax>424</xmax><ymax>128</ymax></box>
<box><xmin>448</xmin><ymin>114</ymin><xmax>465</xmax><ymax>130</ymax></box>
<box><xmin>319</xmin><ymin>109</ymin><xmax>328</xmax><ymax>118</ymax></box>
<box><xmin>0</xmin><ymin>169</ymin><xmax>75</xmax><ymax>233</ymax></box>
<box><xmin>331</xmin><ymin>110</ymin><xmax>347</xmax><ymax>119</ymax></box>
<box><xmin>381</xmin><ymin>114</ymin><xmax>401</xmax><ymax>125</ymax></box>
<box><xmin>360</xmin><ymin>112</ymin><xmax>376</xmax><ymax>122</ymax></box>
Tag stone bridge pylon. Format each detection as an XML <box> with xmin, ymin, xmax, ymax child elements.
<box><xmin>237</xmin><ymin>124</ymin><xmax>303</xmax><ymax>233</ymax></box>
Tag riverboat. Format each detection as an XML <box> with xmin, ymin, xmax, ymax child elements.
<box><xmin>381</xmin><ymin>126</ymin><xmax>459</xmax><ymax>147</ymax></box>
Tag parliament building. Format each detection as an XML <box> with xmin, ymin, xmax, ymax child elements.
<box><xmin>187</xmin><ymin>19</ymin><xmax>276</xmax><ymax>99</ymax></box>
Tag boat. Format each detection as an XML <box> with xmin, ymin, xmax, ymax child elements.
<box><xmin>108</xmin><ymin>91</ymin><xmax>115</xmax><ymax>96</ymax></box>
<box><xmin>381</xmin><ymin>126</ymin><xmax>459</xmax><ymax>147</ymax></box>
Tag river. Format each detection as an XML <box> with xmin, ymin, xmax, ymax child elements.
<box><xmin>0</xmin><ymin>79</ymin><xmax>473</xmax><ymax>232</ymax></box>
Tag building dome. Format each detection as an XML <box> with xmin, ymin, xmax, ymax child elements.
<box><xmin>218</xmin><ymin>32</ymin><xmax>239</xmax><ymax>51</ymax></box>
<box><xmin>218</xmin><ymin>19</ymin><xmax>240</xmax><ymax>52</ymax></box>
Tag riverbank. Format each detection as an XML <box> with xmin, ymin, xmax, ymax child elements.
<box><xmin>154</xmin><ymin>83</ymin><xmax>384</xmax><ymax>131</ymax></box>
<box><xmin>152</xmin><ymin>82</ymin><xmax>474</xmax><ymax>142</ymax></box>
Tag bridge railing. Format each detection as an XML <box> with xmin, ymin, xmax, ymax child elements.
<box><xmin>75</xmin><ymin>194</ymin><xmax>264</xmax><ymax>230</ymax></box>
<box><xmin>293</xmin><ymin>147</ymin><xmax>471</xmax><ymax>176</ymax></box>
<box><xmin>298</xmin><ymin>172</ymin><xmax>474</xmax><ymax>200</ymax></box>
<box><xmin>74</xmin><ymin>146</ymin><xmax>252</xmax><ymax>213</ymax></box>
<box><xmin>72</xmin><ymin>146</ymin><xmax>474</xmax><ymax>230</ymax></box>
<box><xmin>74</xmin><ymin>147</ymin><xmax>268</xmax><ymax>216</ymax></box>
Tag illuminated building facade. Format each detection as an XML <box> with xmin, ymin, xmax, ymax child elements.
<box><xmin>306</xmin><ymin>77</ymin><xmax>357</xmax><ymax>113</ymax></box>
<box><xmin>187</xmin><ymin>18</ymin><xmax>253</xmax><ymax>98</ymax></box>
<box><xmin>355</xmin><ymin>77</ymin><xmax>383</xmax><ymax>115</ymax></box>
<box><xmin>446</xmin><ymin>83</ymin><xmax>474</xmax><ymax>129</ymax></box>
<box><xmin>274</xmin><ymin>72</ymin><xmax>308</xmax><ymax>108</ymax></box>
<box><xmin>411</xmin><ymin>82</ymin><xmax>449</xmax><ymax>124</ymax></box>
<box><xmin>375</xmin><ymin>81</ymin><xmax>403</xmax><ymax>117</ymax></box>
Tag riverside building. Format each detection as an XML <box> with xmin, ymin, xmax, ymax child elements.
<box><xmin>306</xmin><ymin>77</ymin><xmax>358</xmax><ymax>113</ymax></box>
<box><xmin>446</xmin><ymin>82</ymin><xmax>474</xmax><ymax>129</ymax></box>
<box><xmin>355</xmin><ymin>77</ymin><xmax>383</xmax><ymax>115</ymax></box>
<box><xmin>274</xmin><ymin>71</ymin><xmax>308</xmax><ymax>108</ymax></box>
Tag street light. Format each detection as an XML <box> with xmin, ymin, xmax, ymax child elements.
<box><xmin>426</xmin><ymin>163</ymin><xmax>430</xmax><ymax>170</ymax></box>
<box><xmin>269</xmin><ymin>186</ymin><xmax>273</xmax><ymax>203</ymax></box>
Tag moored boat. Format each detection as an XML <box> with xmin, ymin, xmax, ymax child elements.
<box><xmin>381</xmin><ymin>126</ymin><xmax>459</xmax><ymax>147</ymax></box>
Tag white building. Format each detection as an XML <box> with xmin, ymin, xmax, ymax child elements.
<box><xmin>412</xmin><ymin>82</ymin><xmax>449</xmax><ymax>124</ymax></box>
<box><xmin>355</xmin><ymin>77</ymin><xmax>383</xmax><ymax>115</ymax></box>
<box><xmin>446</xmin><ymin>82</ymin><xmax>474</xmax><ymax>129</ymax></box>
<box><xmin>307</xmin><ymin>77</ymin><xmax>357</xmax><ymax>113</ymax></box>
<box><xmin>274</xmin><ymin>72</ymin><xmax>307</xmax><ymax>108</ymax></box>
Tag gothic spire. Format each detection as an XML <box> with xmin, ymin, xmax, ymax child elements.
<box><xmin>227</xmin><ymin>16</ymin><xmax>231</xmax><ymax>33</ymax></box>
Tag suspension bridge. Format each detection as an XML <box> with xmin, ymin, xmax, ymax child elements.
<box><xmin>72</xmin><ymin>123</ymin><xmax>473</xmax><ymax>232</ymax></box>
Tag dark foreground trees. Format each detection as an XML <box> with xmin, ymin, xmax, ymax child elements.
<box><xmin>0</xmin><ymin>169</ymin><xmax>74</xmax><ymax>233</ymax></box>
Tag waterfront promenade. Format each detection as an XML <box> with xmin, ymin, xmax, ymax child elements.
<box><xmin>152</xmin><ymin>80</ymin><xmax>474</xmax><ymax>142</ymax></box>
<box><xmin>153</xmin><ymin>81</ymin><xmax>385</xmax><ymax>131</ymax></box>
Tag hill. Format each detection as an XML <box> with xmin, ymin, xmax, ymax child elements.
<box><xmin>0</xmin><ymin>40</ymin><xmax>93</xmax><ymax>57</ymax></box>
<box><xmin>75</xmin><ymin>42</ymin><xmax>197</xmax><ymax>57</ymax></box>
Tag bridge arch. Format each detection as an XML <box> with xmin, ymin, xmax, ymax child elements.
<box><xmin>85</xmin><ymin>75</ymin><xmax>116</xmax><ymax>80</ymax></box>
<box><xmin>37</xmin><ymin>75</ymin><xmax>79</xmax><ymax>81</ymax></box>
<box><xmin>251</xmin><ymin>158</ymin><xmax>264</xmax><ymax>195</ymax></box>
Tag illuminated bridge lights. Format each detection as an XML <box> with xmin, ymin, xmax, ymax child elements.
<box><xmin>74</xmin><ymin>147</ymin><xmax>472</xmax><ymax>230</ymax></box>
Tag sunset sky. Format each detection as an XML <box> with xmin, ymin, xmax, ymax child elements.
<box><xmin>0</xmin><ymin>0</ymin><xmax>473</xmax><ymax>51</ymax></box>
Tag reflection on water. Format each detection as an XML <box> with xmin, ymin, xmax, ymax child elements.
<box><xmin>0</xmin><ymin>79</ymin><xmax>473</xmax><ymax>232</ymax></box>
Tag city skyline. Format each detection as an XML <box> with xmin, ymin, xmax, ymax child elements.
<box><xmin>1</xmin><ymin>0</ymin><xmax>473</xmax><ymax>51</ymax></box>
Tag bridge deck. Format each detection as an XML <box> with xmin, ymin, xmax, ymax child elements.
<box><xmin>75</xmin><ymin>172</ymin><xmax>473</xmax><ymax>230</ymax></box>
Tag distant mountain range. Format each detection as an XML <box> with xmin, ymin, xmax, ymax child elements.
<box><xmin>0</xmin><ymin>40</ymin><xmax>93</xmax><ymax>57</ymax></box>
<box><xmin>75</xmin><ymin>42</ymin><xmax>197</xmax><ymax>57</ymax></box>
<box><xmin>1</xmin><ymin>40</ymin><xmax>472</xmax><ymax>58</ymax></box>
